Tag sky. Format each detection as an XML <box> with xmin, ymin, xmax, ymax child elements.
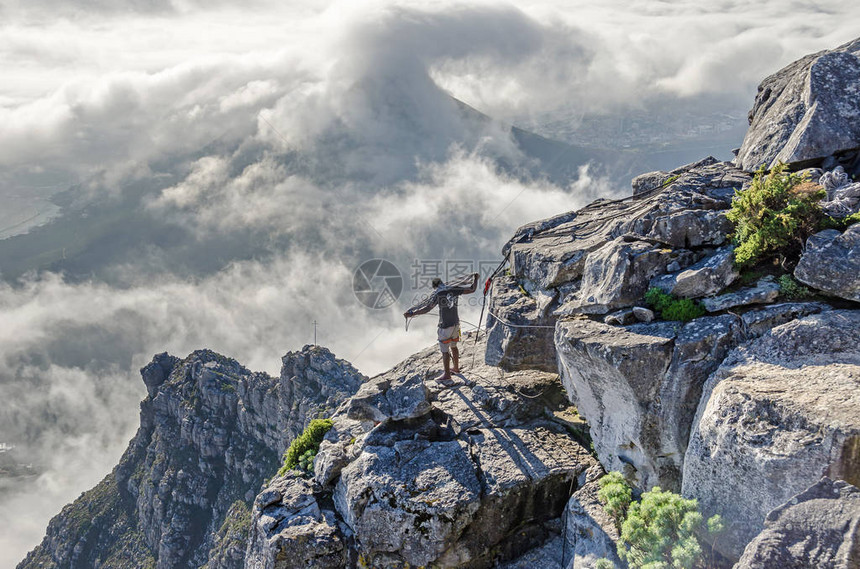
<box><xmin>1</xmin><ymin>0</ymin><xmax>859</xmax><ymax>565</ymax></box>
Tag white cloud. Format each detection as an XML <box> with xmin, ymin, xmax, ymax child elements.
<box><xmin>2</xmin><ymin>0</ymin><xmax>860</xmax><ymax>565</ymax></box>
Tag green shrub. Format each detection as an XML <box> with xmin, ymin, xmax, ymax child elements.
<box><xmin>594</xmin><ymin>559</ymin><xmax>616</xmax><ymax>569</ymax></box>
<box><xmin>777</xmin><ymin>274</ymin><xmax>810</xmax><ymax>300</ymax></box>
<box><xmin>278</xmin><ymin>418</ymin><xmax>333</xmax><ymax>477</ymax></box>
<box><xmin>644</xmin><ymin>288</ymin><xmax>706</xmax><ymax>322</ymax></box>
<box><xmin>617</xmin><ymin>486</ymin><xmax>723</xmax><ymax>569</ymax></box>
<box><xmin>598</xmin><ymin>471</ymin><xmax>633</xmax><ymax>528</ymax></box>
<box><xmin>726</xmin><ymin>163</ymin><xmax>826</xmax><ymax>268</ymax></box>
<box><xmin>823</xmin><ymin>211</ymin><xmax>860</xmax><ymax>231</ymax></box>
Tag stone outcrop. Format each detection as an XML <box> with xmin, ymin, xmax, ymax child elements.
<box><xmin>556</xmin><ymin>315</ymin><xmax>742</xmax><ymax>492</ymax></box>
<box><xmin>700</xmin><ymin>275</ymin><xmax>780</xmax><ymax>312</ymax></box>
<box><xmin>651</xmin><ymin>246</ymin><xmax>738</xmax><ymax>299</ymax></box>
<box><xmin>795</xmin><ymin>224</ymin><xmax>860</xmax><ymax>302</ymax></box>
<box><xmin>734</xmin><ymin>477</ymin><xmax>860</xmax><ymax>569</ymax></box>
<box><xmin>682</xmin><ymin>311</ymin><xmax>860</xmax><ymax>560</ymax></box>
<box><xmin>245</xmin><ymin>474</ymin><xmax>347</xmax><ymax>569</ymax></box>
<box><xmin>488</xmin><ymin>159</ymin><xmax>749</xmax><ymax>371</ymax></box>
<box><xmin>563</xmin><ymin>465</ymin><xmax>624</xmax><ymax>569</ymax></box>
<box><xmin>484</xmin><ymin>273</ymin><xmax>558</xmax><ymax>372</ymax></box>
<box><xmin>736</xmin><ymin>37</ymin><xmax>860</xmax><ymax>171</ymax></box>
<box><xmin>19</xmin><ymin>346</ymin><xmax>365</xmax><ymax>569</ymax></box>
<box><xmin>246</xmin><ymin>333</ymin><xmax>598</xmax><ymax>569</ymax></box>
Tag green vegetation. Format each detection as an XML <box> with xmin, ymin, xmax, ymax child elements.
<box><xmin>596</xmin><ymin>472</ymin><xmax>724</xmax><ymax>569</ymax></box>
<box><xmin>823</xmin><ymin>210</ymin><xmax>860</xmax><ymax>231</ymax></box>
<box><xmin>598</xmin><ymin>471</ymin><xmax>632</xmax><ymax>528</ymax></box>
<box><xmin>619</xmin><ymin>486</ymin><xmax>723</xmax><ymax>569</ymax></box>
<box><xmin>644</xmin><ymin>288</ymin><xmax>706</xmax><ymax>322</ymax></box>
<box><xmin>278</xmin><ymin>418</ymin><xmax>333</xmax><ymax>477</ymax></box>
<box><xmin>726</xmin><ymin>164</ymin><xmax>826</xmax><ymax>268</ymax></box>
<box><xmin>777</xmin><ymin>274</ymin><xmax>811</xmax><ymax>300</ymax></box>
<box><xmin>662</xmin><ymin>174</ymin><xmax>680</xmax><ymax>187</ymax></box>
<box><xmin>594</xmin><ymin>559</ymin><xmax>616</xmax><ymax>569</ymax></box>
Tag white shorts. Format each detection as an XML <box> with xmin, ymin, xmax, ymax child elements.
<box><xmin>437</xmin><ymin>324</ymin><xmax>461</xmax><ymax>353</ymax></box>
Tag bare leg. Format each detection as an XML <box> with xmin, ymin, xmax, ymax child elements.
<box><xmin>451</xmin><ymin>346</ymin><xmax>460</xmax><ymax>373</ymax></box>
<box><xmin>440</xmin><ymin>352</ymin><xmax>452</xmax><ymax>380</ymax></box>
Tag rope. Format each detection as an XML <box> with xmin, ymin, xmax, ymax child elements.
<box><xmin>485</xmin><ymin>306</ymin><xmax>557</xmax><ymax>329</ymax></box>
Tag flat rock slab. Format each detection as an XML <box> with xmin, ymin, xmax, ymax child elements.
<box><xmin>734</xmin><ymin>478</ymin><xmax>860</xmax><ymax>569</ymax></box>
<box><xmin>702</xmin><ymin>276</ymin><xmax>779</xmax><ymax>312</ymax></box>
<box><xmin>683</xmin><ymin>310</ymin><xmax>860</xmax><ymax>562</ymax></box>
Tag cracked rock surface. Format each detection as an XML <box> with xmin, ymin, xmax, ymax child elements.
<box><xmin>248</xmin><ymin>333</ymin><xmax>597</xmax><ymax>569</ymax></box>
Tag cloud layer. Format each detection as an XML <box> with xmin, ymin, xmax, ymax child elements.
<box><xmin>2</xmin><ymin>1</ymin><xmax>859</xmax><ymax>565</ymax></box>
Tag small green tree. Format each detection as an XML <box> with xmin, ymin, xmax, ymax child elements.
<box><xmin>598</xmin><ymin>471</ymin><xmax>633</xmax><ymax>528</ymax></box>
<box><xmin>278</xmin><ymin>418</ymin><xmax>333</xmax><ymax>477</ymax></box>
<box><xmin>727</xmin><ymin>163</ymin><xmax>826</xmax><ymax>268</ymax></box>
<box><xmin>617</xmin><ymin>486</ymin><xmax>723</xmax><ymax>569</ymax></box>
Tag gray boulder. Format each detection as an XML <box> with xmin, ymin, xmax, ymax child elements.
<box><xmin>734</xmin><ymin>478</ymin><xmax>860</xmax><ymax>569</ymax></box>
<box><xmin>795</xmin><ymin>225</ymin><xmax>860</xmax><ymax>302</ymax></box>
<box><xmin>683</xmin><ymin>310</ymin><xmax>860</xmax><ymax>561</ymax></box>
<box><xmin>567</xmin><ymin>237</ymin><xmax>685</xmax><ymax>315</ymax></box>
<box><xmin>484</xmin><ymin>274</ymin><xmax>558</xmax><ymax>372</ymax></box>
<box><xmin>651</xmin><ymin>246</ymin><xmax>738</xmax><ymax>299</ymax></box>
<box><xmin>346</xmin><ymin>372</ymin><xmax>430</xmax><ymax>423</ymax></box>
<box><xmin>252</xmin><ymin>334</ymin><xmax>598</xmax><ymax>569</ymax></box>
<box><xmin>736</xmin><ymin>37</ymin><xmax>860</xmax><ymax>171</ymax></box>
<box><xmin>701</xmin><ymin>276</ymin><xmax>779</xmax><ymax>312</ymax></box>
<box><xmin>631</xmin><ymin>170</ymin><xmax>674</xmax><ymax>195</ymax></box>
<box><xmin>555</xmin><ymin>315</ymin><xmax>742</xmax><ymax>491</ymax></box>
<box><xmin>563</xmin><ymin>465</ymin><xmax>625</xmax><ymax>569</ymax></box>
<box><xmin>245</xmin><ymin>475</ymin><xmax>347</xmax><ymax>569</ymax></box>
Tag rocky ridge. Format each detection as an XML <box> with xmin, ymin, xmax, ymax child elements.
<box><xmin>19</xmin><ymin>35</ymin><xmax>860</xmax><ymax>569</ymax></box>
<box><xmin>486</xmin><ymin>35</ymin><xmax>860</xmax><ymax>568</ymax></box>
<box><xmin>246</xmin><ymin>333</ymin><xmax>597</xmax><ymax>569</ymax></box>
<box><xmin>19</xmin><ymin>346</ymin><xmax>365</xmax><ymax>569</ymax></box>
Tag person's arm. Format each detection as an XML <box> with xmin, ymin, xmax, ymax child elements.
<box><xmin>404</xmin><ymin>293</ymin><xmax>437</xmax><ymax>318</ymax></box>
<box><xmin>464</xmin><ymin>272</ymin><xmax>479</xmax><ymax>294</ymax></box>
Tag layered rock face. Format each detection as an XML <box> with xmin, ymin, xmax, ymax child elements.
<box><xmin>735</xmin><ymin>37</ymin><xmax>860</xmax><ymax>171</ymax></box>
<box><xmin>556</xmin><ymin>314</ymin><xmax>745</xmax><ymax>491</ymax></box>
<box><xmin>19</xmin><ymin>346</ymin><xmax>365</xmax><ymax>569</ymax></box>
<box><xmin>485</xmin><ymin>36</ymin><xmax>860</xmax><ymax>567</ymax></box>
<box><xmin>682</xmin><ymin>311</ymin><xmax>860</xmax><ymax>560</ymax></box>
<box><xmin>487</xmin><ymin>157</ymin><xmax>747</xmax><ymax>372</ymax></box>
<box><xmin>734</xmin><ymin>477</ymin><xmax>860</xmax><ymax>569</ymax></box>
<box><xmin>245</xmin><ymin>334</ymin><xmax>597</xmax><ymax>569</ymax></box>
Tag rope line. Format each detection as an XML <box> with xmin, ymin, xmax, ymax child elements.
<box><xmin>485</xmin><ymin>307</ymin><xmax>557</xmax><ymax>329</ymax></box>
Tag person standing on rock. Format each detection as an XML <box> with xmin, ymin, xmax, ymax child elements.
<box><xmin>404</xmin><ymin>273</ymin><xmax>479</xmax><ymax>381</ymax></box>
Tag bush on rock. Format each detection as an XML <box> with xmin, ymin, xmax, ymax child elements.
<box><xmin>727</xmin><ymin>164</ymin><xmax>826</xmax><ymax>269</ymax></box>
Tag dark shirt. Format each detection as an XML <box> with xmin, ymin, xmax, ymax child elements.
<box><xmin>406</xmin><ymin>276</ymin><xmax>478</xmax><ymax>328</ymax></box>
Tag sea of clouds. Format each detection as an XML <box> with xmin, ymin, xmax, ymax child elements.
<box><xmin>1</xmin><ymin>0</ymin><xmax>858</xmax><ymax>564</ymax></box>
